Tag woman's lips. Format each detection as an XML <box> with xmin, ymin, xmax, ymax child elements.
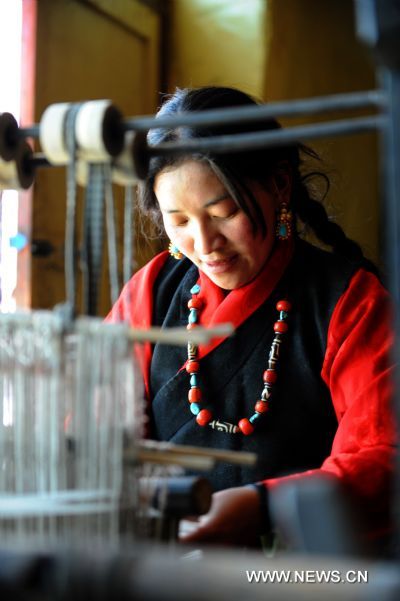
<box><xmin>202</xmin><ymin>255</ymin><xmax>238</xmax><ymax>274</ymax></box>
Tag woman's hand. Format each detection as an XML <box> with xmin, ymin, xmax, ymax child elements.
<box><xmin>179</xmin><ymin>485</ymin><xmax>262</xmax><ymax>546</ymax></box>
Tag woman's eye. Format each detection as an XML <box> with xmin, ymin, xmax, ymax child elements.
<box><xmin>211</xmin><ymin>208</ymin><xmax>239</xmax><ymax>220</ymax></box>
<box><xmin>171</xmin><ymin>219</ymin><xmax>188</xmax><ymax>227</ymax></box>
<box><xmin>209</xmin><ymin>198</ymin><xmax>239</xmax><ymax>220</ymax></box>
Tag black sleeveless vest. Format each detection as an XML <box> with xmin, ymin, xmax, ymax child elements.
<box><xmin>149</xmin><ymin>241</ymin><xmax>362</xmax><ymax>491</ymax></box>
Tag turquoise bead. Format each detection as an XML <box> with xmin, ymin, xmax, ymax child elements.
<box><xmin>190</xmin><ymin>403</ymin><xmax>201</xmax><ymax>415</ymax></box>
<box><xmin>190</xmin><ymin>375</ymin><xmax>197</xmax><ymax>386</ymax></box>
<box><xmin>190</xmin><ymin>284</ymin><xmax>201</xmax><ymax>295</ymax></box>
<box><xmin>189</xmin><ymin>309</ymin><xmax>198</xmax><ymax>324</ymax></box>
<box><xmin>249</xmin><ymin>413</ymin><xmax>261</xmax><ymax>423</ymax></box>
<box><xmin>278</xmin><ymin>224</ymin><xmax>287</xmax><ymax>237</ymax></box>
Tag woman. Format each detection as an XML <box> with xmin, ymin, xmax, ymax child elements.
<box><xmin>107</xmin><ymin>87</ymin><xmax>395</xmax><ymax>547</ymax></box>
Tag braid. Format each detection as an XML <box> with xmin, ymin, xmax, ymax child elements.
<box><xmin>292</xmin><ymin>176</ymin><xmax>365</xmax><ymax>263</ymax></box>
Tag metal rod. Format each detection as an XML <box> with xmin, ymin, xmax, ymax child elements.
<box><xmin>380</xmin><ymin>67</ymin><xmax>400</xmax><ymax>557</ymax></box>
<box><xmin>129</xmin><ymin>449</ymin><xmax>215</xmax><ymax>472</ymax></box>
<box><xmin>20</xmin><ymin>91</ymin><xmax>386</xmax><ymax>143</ymax></box>
<box><xmin>19</xmin><ymin>125</ymin><xmax>40</xmax><ymax>138</ymax></box>
<box><xmin>126</xmin><ymin>90</ymin><xmax>387</xmax><ymax>132</ymax></box>
<box><xmin>126</xmin><ymin>323</ymin><xmax>234</xmax><ymax>345</ymax></box>
<box><xmin>137</xmin><ymin>440</ymin><xmax>257</xmax><ymax>467</ymax></box>
<box><xmin>150</xmin><ymin>115</ymin><xmax>386</xmax><ymax>156</ymax></box>
<box><xmin>30</xmin><ymin>153</ymin><xmax>51</xmax><ymax>168</ymax></box>
<box><xmin>83</xmin><ymin>321</ymin><xmax>234</xmax><ymax>346</ymax></box>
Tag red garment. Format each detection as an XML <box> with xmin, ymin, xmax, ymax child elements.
<box><xmin>107</xmin><ymin>251</ymin><xmax>168</xmax><ymax>397</ymax></box>
<box><xmin>266</xmin><ymin>268</ymin><xmax>396</xmax><ymax>532</ymax></box>
<box><xmin>107</xmin><ymin>248</ymin><xmax>396</xmax><ymax>531</ymax></box>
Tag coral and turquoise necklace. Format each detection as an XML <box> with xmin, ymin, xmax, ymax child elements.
<box><xmin>185</xmin><ymin>283</ymin><xmax>291</xmax><ymax>435</ymax></box>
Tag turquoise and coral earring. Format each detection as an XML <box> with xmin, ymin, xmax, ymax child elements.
<box><xmin>276</xmin><ymin>203</ymin><xmax>293</xmax><ymax>240</ymax></box>
<box><xmin>168</xmin><ymin>241</ymin><xmax>183</xmax><ymax>260</ymax></box>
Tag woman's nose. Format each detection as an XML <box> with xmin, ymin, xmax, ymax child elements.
<box><xmin>193</xmin><ymin>222</ymin><xmax>225</xmax><ymax>256</ymax></box>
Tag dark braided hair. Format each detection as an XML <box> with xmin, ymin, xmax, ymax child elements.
<box><xmin>139</xmin><ymin>86</ymin><xmax>365</xmax><ymax>263</ymax></box>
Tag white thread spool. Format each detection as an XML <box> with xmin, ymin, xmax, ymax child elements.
<box><xmin>75</xmin><ymin>160</ymin><xmax>89</xmax><ymax>187</ymax></box>
<box><xmin>0</xmin><ymin>141</ymin><xmax>34</xmax><ymax>190</ymax></box>
<box><xmin>0</xmin><ymin>158</ymin><xmax>20</xmax><ymax>189</ymax></box>
<box><xmin>75</xmin><ymin>100</ymin><xmax>124</xmax><ymax>163</ymax></box>
<box><xmin>112</xmin><ymin>130</ymin><xmax>149</xmax><ymax>185</ymax></box>
<box><xmin>39</xmin><ymin>102</ymin><xmax>72</xmax><ymax>165</ymax></box>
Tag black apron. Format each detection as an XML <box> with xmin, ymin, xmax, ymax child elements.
<box><xmin>149</xmin><ymin>240</ymin><xmax>361</xmax><ymax>491</ymax></box>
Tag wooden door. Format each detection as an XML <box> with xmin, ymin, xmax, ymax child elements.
<box><xmin>31</xmin><ymin>0</ymin><xmax>164</xmax><ymax>314</ymax></box>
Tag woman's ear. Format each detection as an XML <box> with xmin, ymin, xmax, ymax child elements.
<box><xmin>272</xmin><ymin>163</ymin><xmax>292</xmax><ymax>203</ymax></box>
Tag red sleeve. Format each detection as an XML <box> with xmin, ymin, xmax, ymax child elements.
<box><xmin>263</xmin><ymin>268</ymin><xmax>397</xmax><ymax>532</ymax></box>
<box><xmin>106</xmin><ymin>251</ymin><xmax>169</xmax><ymax>328</ymax></box>
<box><xmin>105</xmin><ymin>251</ymin><xmax>169</xmax><ymax>398</ymax></box>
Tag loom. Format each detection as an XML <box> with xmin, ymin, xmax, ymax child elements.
<box><xmin>0</xmin><ymin>91</ymin><xmax>253</xmax><ymax>551</ymax></box>
<box><xmin>0</xmin><ymin>309</ymin><xmax>243</xmax><ymax>541</ymax></box>
<box><xmin>0</xmin><ymin>0</ymin><xmax>399</xmax><ymax>597</ymax></box>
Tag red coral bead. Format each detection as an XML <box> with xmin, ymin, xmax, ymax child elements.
<box><xmin>276</xmin><ymin>300</ymin><xmax>291</xmax><ymax>312</ymax></box>
<box><xmin>263</xmin><ymin>369</ymin><xmax>277</xmax><ymax>384</ymax></box>
<box><xmin>255</xmin><ymin>400</ymin><xmax>269</xmax><ymax>414</ymax></box>
<box><xmin>186</xmin><ymin>361</ymin><xmax>199</xmax><ymax>373</ymax></box>
<box><xmin>238</xmin><ymin>418</ymin><xmax>254</xmax><ymax>436</ymax></box>
<box><xmin>188</xmin><ymin>298</ymin><xmax>202</xmax><ymax>310</ymax></box>
<box><xmin>188</xmin><ymin>387</ymin><xmax>202</xmax><ymax>402</ymax></box>
<box><xmin>274</xmin><ymin>320</ymin><xmax>288</xmax><ymax>333</ymax></box>
<box><xmin>196</xmin><ymin>409</ymin><xmax>213</xmax><ymax>426</ymax></box>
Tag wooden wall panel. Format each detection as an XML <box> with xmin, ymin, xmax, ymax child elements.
<box><xmin>264</xmin><ymin>0</ymin><xmax>380</xmax><ymax>264</ymax></box>
<box><xmin>31</xmin><ymin>0</ymin><xmax>162</xmax><ymax>314</ymax></box>
<box><xmin>169</xmin><ymin>0</ymin><xmax>268</xmax><ymax>99</ymax></box>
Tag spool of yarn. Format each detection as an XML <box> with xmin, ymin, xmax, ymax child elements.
<box><xmin>0</xmin><ymin>112</ymin><xmax>20</xmax><ymax>162</ymax></box>
<box><xmin>0</xmin><ymin>141</ymin><xmax>34</xmax><ymax>190</ymax></box>
<box><xmin>39</xmin><ymin>102</ymin><xmax>72</xmax><ymax>165</ymax></box>
<box><xmin>75</xmin><ymin>100</ymin><xmax>124</xmax><ymax>163</ymax></box>
<box><xmin>112</xmin><ymin>130</ymin><xmax>149</xmax><ymax>185</ymax></box>
<box><xmin>40</xmin><ymin>101</ymin><xmax>124</xmax><ymax>166</ymax></box>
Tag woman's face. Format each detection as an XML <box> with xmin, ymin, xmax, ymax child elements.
<box><xmin>154</xmin><ymin>160</ymin><xmax>280</xmax><ymax>290</ymax></box>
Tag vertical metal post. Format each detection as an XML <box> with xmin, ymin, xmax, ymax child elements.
<box><xmin>381</xmin><ymin>66</ymin><xmax>400</xmax><ymax>557</ymax></box>
<box><xmin>355</xmin><ymin>0</ymin><xmax>400</xmax><ymax>555</ymax></box>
